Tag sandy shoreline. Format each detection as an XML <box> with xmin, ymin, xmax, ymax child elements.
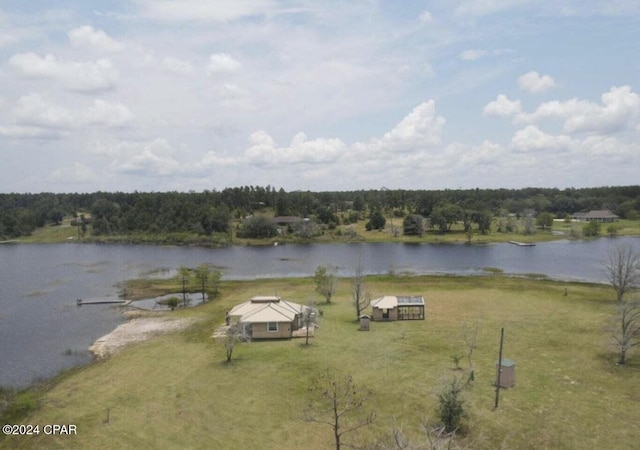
<box><xmin>89</xmin><ymin>311</ymin><xmax>197</xmax><ymax>359</ymax></box>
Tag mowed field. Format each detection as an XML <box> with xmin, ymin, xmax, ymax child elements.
<box><xmin>2</xmin><ymin>275</ymin><xmax>639</xmax><ymax>449</ymax></box>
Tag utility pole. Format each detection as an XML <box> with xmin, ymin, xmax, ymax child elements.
<box><xmin>182</xmin><ymin>276</ymin><xmax>187</xmax><ymax>307</ymax></box>
<box><xmin>494</xmin><ymin>327</ymin><xmax>505</xmax><ymax>409</ymax></box>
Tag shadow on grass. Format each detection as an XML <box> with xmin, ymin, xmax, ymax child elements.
<box><xmin>596</xmin><ymin>351</ymin><xmax>640</xmax><ymax>373</ymax></box>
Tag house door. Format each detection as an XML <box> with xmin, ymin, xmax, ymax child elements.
<box><xmin>382</xmin><ymin>308</ymin><xmax>389</xmax><ymax>320</ymax></box>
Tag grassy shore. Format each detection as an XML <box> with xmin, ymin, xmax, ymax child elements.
<box><xmin>15</xmin><ymin>215</ymin><xmax>640</xmax><ymax>246</ymax></box>
<box><xmin>1</xmin><ymin>275</ymin><xmax>639</xmax><ymax>449</ymax></box>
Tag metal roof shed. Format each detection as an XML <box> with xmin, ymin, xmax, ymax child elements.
<box><xmin>496</xmin><ymin>358</ymin><xmax>516</xmax><ymax>388</ymax></box>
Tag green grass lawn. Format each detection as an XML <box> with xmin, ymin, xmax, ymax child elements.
<box><xmin>2</xmin><ymin>275</ymin><xmax>639</xmax><ymax>449</ymax></box>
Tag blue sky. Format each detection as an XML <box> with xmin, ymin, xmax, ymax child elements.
<box><xmin>1</xmin><ymin>0</ymin><xmax>639</xmax><ymax>193</ymax></box>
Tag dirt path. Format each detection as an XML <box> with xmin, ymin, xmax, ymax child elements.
<box><xmin>89</xmin><ymin>311</ymin><xmax>197</xmax><ymax>359</ymax></box>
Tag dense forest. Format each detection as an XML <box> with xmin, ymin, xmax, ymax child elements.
<box><xmin>1</xmin><ymin>185</ymin><xmax>639</xmax><ymax>241</ymax></box>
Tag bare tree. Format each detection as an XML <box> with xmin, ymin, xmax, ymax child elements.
<box><xmin>353</xmin><ymin>259</ymin><xmax>372</xmax><ymax>321</ymax></box>
<box><xmin>376</xmin><ymin>418</ymin><xmax>460</xmax><ymax>450</ymax></box>
<box><xmin>178</xmin><ymin>266</ymin><xmax>191</xmax><ymax>307</ymax></box>
<box><xmin>461</xmin><ymin>323</ymin><xmax>479</xmax><ymax>384</ymax></box>
<box><xmin>314</xmin><ymin>265</ymin><xmax>336</xmax><ymax>304</ymax></box>
<box><xmin>612</xmin><ymin>299</ymin><xmax>640</xmax><ymax>364</ymax></box>
<box><xmin>603</xmin><ymin>244</ymin><xmax>640</xmax><ymax>302</ymax></box>
<box><xmin>302</xmin><ymin>300</ymin><xmax>318</xmax><ymax>346</ymax></box>
<box><xmin>303</xmin><ymin>371</ymin><xmax>375</xmax><ymax>450</ymax></box>
<box><xmin>222</xmin><ymin>323</ymin><xmax>244</xmax><ymax>363</ymax></box>
<box><xmin>194</xmin><ymin>263</ymin><xmax>210</xmax><ymax>303</ymax></box>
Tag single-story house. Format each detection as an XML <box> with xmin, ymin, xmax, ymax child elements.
<box><xmin>571</xmin><ymin>210</ymin><xmax>619</xmax><ymax>222</ymax></box>
<box><xmin>228</xmin><ymin>296</ymin><xmax>307</xmax><ymax>339</ymax></box>
<box><xmin>371</xmin><ymin>295</ymin><xmax>425</xmax><ymax>321</ymax></box>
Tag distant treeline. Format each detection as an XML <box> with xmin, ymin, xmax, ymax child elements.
<box><xmin>1</xmin><ymin>185</ymin><xmax>639</xmax><ymax>240</ymax></box>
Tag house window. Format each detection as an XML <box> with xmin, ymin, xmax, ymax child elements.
<box><xmin>267</xmin><ymin>322</ymin><xmax>278</xmax><ymax>332</ymax></box>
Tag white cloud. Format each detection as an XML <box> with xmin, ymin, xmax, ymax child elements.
<box><xmin>103</xmin><ymin>139</ymin><xmax>181</xmax><ymax>176</ymax></box>
<box><xmin>2</xmin><ymin>94</ymin><xmax>134</xmax><ymax>137</ymax></box>
<box><xmin>458</xmin><ymin>140</ymin><xmax>506</xmax><ymax>167</ymax></box>
<box><xmin>0</xmin><ymin>125</ymin><xmax>62</xmax><ymax>139</ymax></box>
<box><xmin>423</xmin><ymin>63</ymin><xmax>436</xmax><ymax>78</ymax></box>
<box><xmin>49</xmin><ymin>162</ymin><xmax>97</xmax><ymax>184</ymax></box>
<box><xmin>137</xmin><ymin>0</ymin><xmax>277</xmax><ymax>23</ymax></box>
<box><xmin>162</xmin><ymin>57</ymin><xmax>195</xmax><ymax>75</ymax></box>
<box><xmin>199</xmin><ymin>150</ymin><xmax>241</xmax><ymax>168</ymax></box>
<box><xmin>419</xmin><ymin>10</ymin><xmax>433</xmax><ymax>23</ymax></box>
<box><xmin>517</xmin><ymin>71</ymin><xmax>556</xmax><ymax>93</ymax></box>
<box><xmin>460</xmin><ymin>49</ymin><xmax>488</xmax><ymax>61</ymax></box>
<box><xmin>376</xmin><ymin>100</ymin><xmax>445</xmax><ymax>151</ymax></box>
<box><xmin>207</xmin><ymin>53</ymin><xmax>242</xmax><ymax>75</ymax></box>
<box><xmin>0</xmin><ymin>33</ymin><xmax>18</xmax><ymax>47</ymax></box>
<box><xmin>85</xmin><ymin>100</ymin><xmax>135</xmax><ymax>127</ymax></box>
<box><xmin>244</xmin><ymin>131</ymin><xmax>346</xmax><ymax>167</ymax></box>
<box><xmin>1</xmin><ymin>1</ymin><xmax>638</xmax><ymax>192</ymax></box>
<box><xmin>12</xmin><ymin>93</ymin><xmax>75</xmax><ymax>128</ymax></box>
<box><xmin>212</xmin><ymin>100</ymin><xmax>445</xmax><ymax>173</ymax></box>
<box><xmin>68</xmin><ymin>25</ymin><xmax>123</xmax><ymax>52</ymax></box>
<box><xmin>216</xmin><ymin>83</ymin><xmax>252</xmax><ymax>108</ymax></box>
<box><xmin>483</xmin><ymin>94</ymin><xmax>522</xmax><ymax>117</ymax></box>
<box><xmin>511</xmin><ymin>125</ymin><xmax>574</xmax><ymax>153</ymax></box>
<box><xmin>9</xmin><ymin>52</ymin><xmax>119</xmax><ymax>92</ymax></box>
<box><xmin>565</xmin><ymin>85</ymin><xmax>639</xmax><ymax>133</ymax></box>
<box><xmin>455</xmin><ymin>0</ymin><xmax>532</xmax><ymax>17</ymax></box>
<box><xmin>581</xmin><ymin>134</ymin><xmax>640</xmax><ymax>159</ymax></box>
<box><xmin>517</xmin><ymin>86</ymin><xmax>640</xmax><ymax>134</ymax></box>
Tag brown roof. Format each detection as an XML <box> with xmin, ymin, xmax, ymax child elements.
<box><xmin>272</xmin><ymin>216</ymin><xmax>304</xmax><ymax>224</ymax></box>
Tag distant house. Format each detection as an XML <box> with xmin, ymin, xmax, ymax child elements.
<box><xmin>228</xmin><ymin>296</ymin><xmax>308</xmax><ymax>339</ymax></box>
<box><xmin>571</xmin><ymin>210</ymin><xmax>619</xmax><ymax>222</ymax></box>
<box><xmin>371</xmin><ymin>295</ymin><xmax>425</xmax><ymax>321</ymax></box>
<box><xmin>272</xmin><ymin>216</ymin><xmax>306</xmax><ymax>234</ymax></box>
<box><xmin>272</xmin><ymin>216</ymin><xmax>305</xmax><ymax>226</ymax></box>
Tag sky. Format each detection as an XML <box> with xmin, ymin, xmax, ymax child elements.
<box><xmin>0</xmin><ymin>0</ymin><xmax>639</xmax><ymax>193</ymax></box>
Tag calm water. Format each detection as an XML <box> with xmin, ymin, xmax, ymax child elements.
<box><xmin>1</xmin><ymin>237</ymin><xmax>638</xmax><ymax>388</ymax></box>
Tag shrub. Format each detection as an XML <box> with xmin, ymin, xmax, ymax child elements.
<box><xmin>583</xmin><ymin>221</ymin><xmax>601</xmax><ymax>237</ymax></box>
<box><xmin>403</xmin><ymin>214</ymin><xmax>424</xmax><ymax>236</ymax></box>
<box><xmin>367</xmin><ymin>211</ymin><xmax>386</xmax><ymax>230</ymax></box>
<box><xmin>436</xmin><ymin>376</ymin><xmax>466</xmax><ymax>433</ymax></box>
<box><xmin>165</xmin><ymin>297</ymin><xmax>180</xmax><ymax>310</ymax></box>
<box><xmin>237</xmin><ymin>215</ymin><xmax>278</xmax><ymax>239</ymax></box>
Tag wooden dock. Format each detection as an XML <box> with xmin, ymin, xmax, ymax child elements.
<box><xmin>77</xmin><ymin>299</ymin><xmax>130</xmax><ymax>306</ymax></box>
<box><xmin>508</xmin><ymin>241</ymin><xmax>536</xmax><ymax>247</ymax></box>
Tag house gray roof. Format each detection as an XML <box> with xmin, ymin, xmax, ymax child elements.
<box><xmin>229</xmin><ymin>296</ymin><xmax>306</xmax><ymax>323</ymax></box>
<box><xmin>371</xmin><ymin>295</ymin><xmax>425</xmax><ymax>309</ymax></box>
<box><xmin>573</xmin><ymin>209</ymin><xmax>619</xmax><ymax>219</ymax></box>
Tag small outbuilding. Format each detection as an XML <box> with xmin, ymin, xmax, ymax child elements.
<box><xmin>371</xmin><ymin>295</ymin><xmax>425</xmax><ymax>321</ymax></box>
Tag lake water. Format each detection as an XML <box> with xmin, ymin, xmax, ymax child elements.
<box><xmin>1</xmin><ymin>237</ymin><xmax>638</xmax><ymax>388</ymax></box>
